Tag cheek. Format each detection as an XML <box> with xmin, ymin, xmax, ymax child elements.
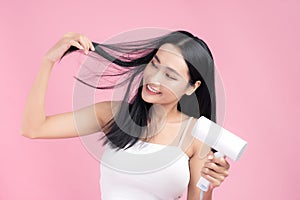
<box><xmin>143</xmin><ymin>65</ymin><xmax>154</xmax><ymax>76</ymax></box>
<box><xmin>162</xmin><ymin>83</ymin><xmax>187</xmax><ymax>98</ymax></box>
<box><xmin>143</xmin><ymin>65</ymin><xmax>188</xmax><ymax>97</ymax></box>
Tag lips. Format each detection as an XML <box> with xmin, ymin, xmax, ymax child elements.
<box><xmin>146</xmin><ymin>84</ymin><xmax>161</xmax><ymax>95</ymax></box>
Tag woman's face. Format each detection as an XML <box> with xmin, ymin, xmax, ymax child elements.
<box><xmin>142</xmin><ymin>43</ymin><xmax>195</xmax><ymax>106</ymax></box>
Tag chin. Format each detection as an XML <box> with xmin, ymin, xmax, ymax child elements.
<box><xmin>141</xmin><ymin>89</ymin><xmax>153</xmax><ymax>103</ymax></box>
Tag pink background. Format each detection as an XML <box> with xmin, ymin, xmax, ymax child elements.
<box><xmin>1</xmin><ymin>0</ymin><xmax>299</xmax><ymax>199</ymax></box>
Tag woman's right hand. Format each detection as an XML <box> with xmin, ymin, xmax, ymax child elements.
<box><xmin>44</xmin><ymin>32</ymin><xmax>95</xmax><ymax>64</ymax></box>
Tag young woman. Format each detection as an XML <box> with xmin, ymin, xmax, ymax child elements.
<box><xmin>21</xmin><ymin>30</ymin><xmax>230</xmax><ymax>200</ymax></box>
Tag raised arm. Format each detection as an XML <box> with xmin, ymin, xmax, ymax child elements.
<box><xmin>20</xmin><ymin>32</ymin><xmax>114</xmax><ymax>139</ymax></box>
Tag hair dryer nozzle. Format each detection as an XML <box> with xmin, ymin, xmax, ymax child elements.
<box><xmin>191</xmin><ymin>116</ymin><xmax>247</xmax><ymax>161</ymax></box>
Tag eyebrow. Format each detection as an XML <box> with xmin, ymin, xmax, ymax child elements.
<box><xmin>154</xmin><ymin>55</ymin><xmax>181</xmax><ymax>76</ymax></box>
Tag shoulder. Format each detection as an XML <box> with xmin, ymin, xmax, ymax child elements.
<box><xmin>180</xmin><ymin>116</ymin><xmax>210</xmax><ymax>159</ymax></box>
<box><xmin>190</xmin><ymin>117</ymin><xmax>211</xmax><ymax>158</ymax></box>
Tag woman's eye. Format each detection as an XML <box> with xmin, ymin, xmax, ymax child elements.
<box><xmin>151</xmin><ymin>61</ymin><xmax>158</xmax><ymax>68</ymax></box>
<box><xmin>166</xmin><ymin>73</ymin><xmax>177</xmax><ymax>80</ymax></box>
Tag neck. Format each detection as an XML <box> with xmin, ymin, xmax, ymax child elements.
<box><xmin>145</xmin><ymin>102</ymin><xmax>189</xmax><ymax>140</ymax></box>
<box><xmin>151</xmin><ymin>102</ymin><xmax>185</xmax><ymax>123</ymax></box>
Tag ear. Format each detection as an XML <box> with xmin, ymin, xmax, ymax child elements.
<box><xmin>185</xmin><ymin>81</ymin><xmax>201</xmax><ymax>96</ymax></box>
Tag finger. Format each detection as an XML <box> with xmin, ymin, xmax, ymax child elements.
<box><xmin>205</xmin><ymin>151</ymin><xmax>214</xmax><ymax>161</ymax></box>
<box><xmin>81</xmin><ymin>35</ymin><xmax>94</xmax><ymax>51</ymax></box>
<box><xmin>69</xmin><ymin>40</ymin><xmax>84</xmax><ymax>50</ymax></box>
<box><xmin>204</xmin><ymin>161</ymin><xmax>228</xmax><ymax>175</ymax></box>
<box><xmin>213</xmin><ymin>157</ymin><xmax>230</xmax><ymax>169</ymax></box>
<box><xmin>87</xmin><ymin>38</ymin><xmax>95</xmax><ymax>51</ymax></box>
<box><xmin>78</xmin><ymin>35</ymin><xmax>90</xmax><ymax>54</ymax></box>
<box><xmin>202</xmin><ymin>166</ymin><xmax>227</xmax><ymax>181</ymax></box>
<box><xmin>201</xmin><ymin>173</ymin><xmax>222</xmax><ymax>189</ymax></box>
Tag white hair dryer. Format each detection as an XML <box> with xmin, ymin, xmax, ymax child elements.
<box><xmin>191</xmin><ymin>116</ymin><xmax>248</xmax><ymax>192</ymax></box>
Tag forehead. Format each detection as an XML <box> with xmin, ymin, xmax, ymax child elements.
<box><xmin>156</xmin><ymin>43</ymin><xmax>190</xmax><ymax>80</ymax></box>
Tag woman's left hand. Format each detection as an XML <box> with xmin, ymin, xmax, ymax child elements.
<box><xmin>201</xmin><ymin>151</ymin><xmax>230</xmax><ymax>189</ymax></box>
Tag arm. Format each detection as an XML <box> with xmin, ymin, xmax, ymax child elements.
<box><xmin>20</xmin><ymin>32</ymin><xmax>113</xmax><ymax>139</ymax></box>
<box><xmin>187</xmin><ymin>140</ymin><xmax>230</xmax><ymax>200</ymax></box>
<box><xmin>21</xmin><ymin>98</ymin><xmax>114</xmax><ymax>139</ymax></box>
<box><xmin>187</xmin><ymin>140</ymin><xmax>212</xmax><ymax>200</ymax></box>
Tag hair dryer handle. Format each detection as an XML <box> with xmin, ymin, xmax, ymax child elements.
<box><xmin>197</xmin><ymin>151</ymin><xmax>224</xmax><ymax>192</ymax></box>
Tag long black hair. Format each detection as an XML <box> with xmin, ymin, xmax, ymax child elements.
<box><xmin>61</xmin><ymin>30</ymin><xmax>216</xmax><ymax>151</ymax></box>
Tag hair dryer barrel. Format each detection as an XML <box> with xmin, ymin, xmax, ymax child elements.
<box><xmin>191</xmin><ymin>116</ymin><xmax>247</xmax><ymax>161</ymax></box>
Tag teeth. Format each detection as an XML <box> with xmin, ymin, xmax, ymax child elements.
<box><xmin>147</xmin><ymin>84</ymin><xmax>160</xmax><ymax>93</ymax></box>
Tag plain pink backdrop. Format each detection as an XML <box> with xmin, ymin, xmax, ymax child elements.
<box><xmin>1</xmin><ymin>0</ymin><xmax>299</xmax><ymax>199</ymax></box>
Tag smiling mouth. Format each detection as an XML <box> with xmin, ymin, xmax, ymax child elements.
<box><xmin>146</xmin><ymin>84</ymin><xmax>162</xmax><ymax>95</ymax></box>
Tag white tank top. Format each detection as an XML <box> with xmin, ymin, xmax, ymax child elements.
<box><xmin>100</xmin><ymin>117</ymin><xmax>193</xmax><ymax>200</ymax></box>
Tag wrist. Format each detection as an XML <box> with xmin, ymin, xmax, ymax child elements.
<box><xmin>202</xmin><ymin>187</ymin><xmax>213</xmax><ymax>200</ymax></box>
<box><xmin>41</xmin><ymin>57</ymin><xmax>56</xmax><ymax>67</ymax></box>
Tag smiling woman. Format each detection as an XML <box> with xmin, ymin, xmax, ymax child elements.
<box><xmin>142</xmin><ymin>44</ymin><xmax>201</xmax><ymax>109</ymax></box>
<box><xmin>21</xmin><ymin>30</ymin><xmax>230</xmax><ymax>200</ymax></box>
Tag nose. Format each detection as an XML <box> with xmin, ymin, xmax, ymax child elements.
<box><xmin>149</xmin><ymin>70</ymin><xmax>164</xmax><ymax>84</ymax></box>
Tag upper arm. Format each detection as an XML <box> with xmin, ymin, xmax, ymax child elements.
<box><xmin>187</xmin><ymin>140</ymin><xmax>211</xmax><ymax>199</ymax></box>
<box><xmin>23</xmin><ymin>101</ymin><xmax>118</xmax><ymax>139</ymax></box>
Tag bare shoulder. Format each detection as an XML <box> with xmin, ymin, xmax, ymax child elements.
<box><xmin>181</xmin><ymin>117</ymin><xmax>210</xmax><ymax>159</ymax></box>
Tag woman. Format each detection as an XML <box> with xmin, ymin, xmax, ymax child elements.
<box><xmin>21</xmin><ymin>30</ymin><xmax>230</xmax><ymax>200</ymax></box>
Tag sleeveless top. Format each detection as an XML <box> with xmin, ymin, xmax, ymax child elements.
<box><xmin>99</xmin><ymin>117</ymin><xmax>193</xmax><ymax>200</ymax></box>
